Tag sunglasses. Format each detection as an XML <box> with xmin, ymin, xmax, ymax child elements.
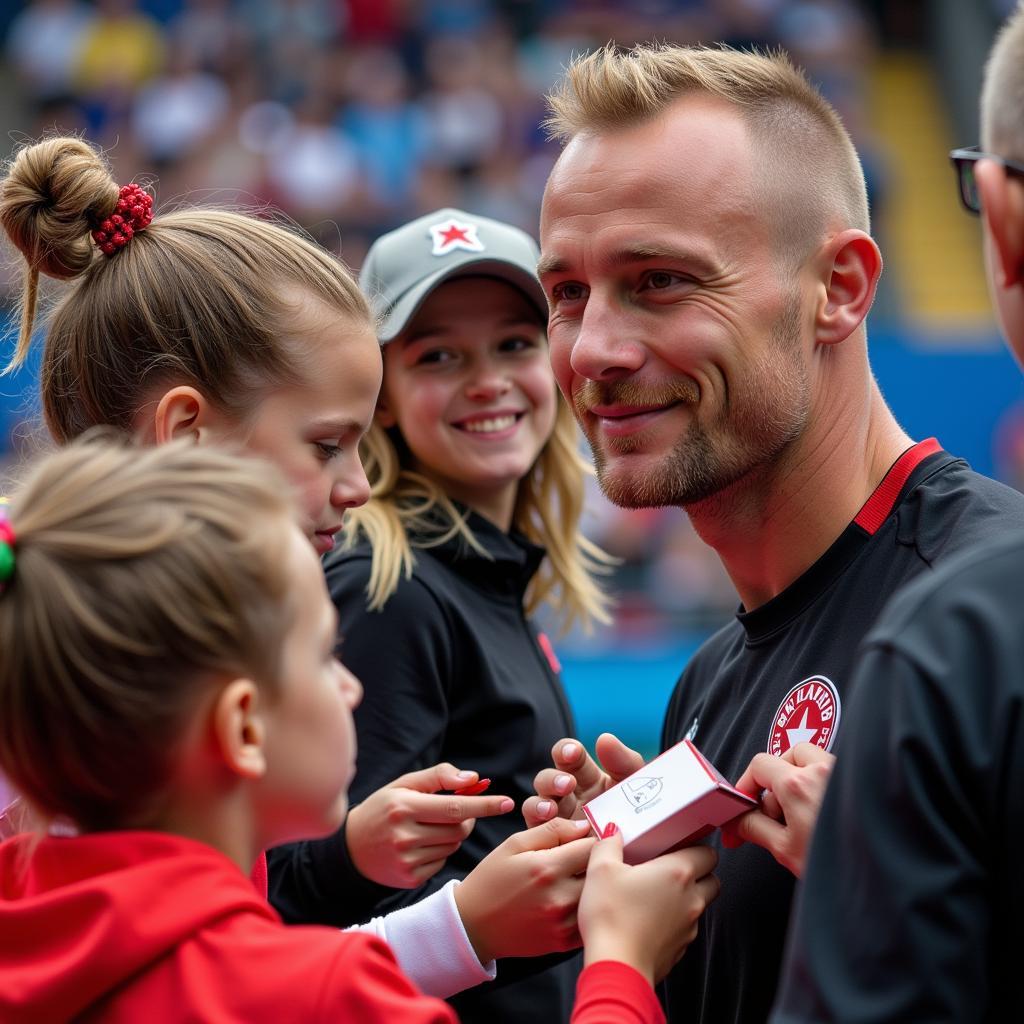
<box><xmin>949</xmin><ymin>146</ymin><xmax>1024</xmax><ymax>214</ymax></box>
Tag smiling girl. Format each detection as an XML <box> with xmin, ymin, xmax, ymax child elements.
<box><xmin>268</xmin><ymin>209</ymin><xmax>613</xmax><ymax>1021</ymax></box>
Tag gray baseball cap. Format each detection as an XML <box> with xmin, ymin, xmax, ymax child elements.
<box><xmin>359</xmin><ymin>208</ymin><xmax>548</xmax><ymax>344</ymax></box>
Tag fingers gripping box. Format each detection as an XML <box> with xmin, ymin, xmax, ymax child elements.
<box><xmin>581</xmin><ymin>740</ymin><xmax>757</xmax><ymax>864</ymax></box>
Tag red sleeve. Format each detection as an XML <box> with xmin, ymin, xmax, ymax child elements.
<box><xmin>571</xmin><ymin>961</ymin><xmax>665</xmax><ymax>1024</ymax></box>
<box><xmin>317</xmin><ymin>932</ymin><xmax>458</xmax><ymax>1023</ymax></box>
<box><xmin>249</xmin><ymin>851</ymin><xmax>268</xmax><ymax>899</ymax></box>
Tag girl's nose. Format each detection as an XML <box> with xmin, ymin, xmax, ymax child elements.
<box><xmin>331</xmin><ymin>457</ymin><xmax>371</xmax><ymax>510</ymax></box>
<box><xmin>464</xmin><ymin>366</ymin><xmax>512</xmax><ymax>402</ymax></box>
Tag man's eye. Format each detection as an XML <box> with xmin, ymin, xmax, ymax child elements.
<box><xmin>552</xmin><ymin>282</ymin><xmax>588</xmax><ymax>303</ymax></box>
<box><xmin>316</xmin><ymin>442</ymin><xmax>342</xmax><ymax>459</ymax></box>
<box><xmin>647</xmin><ymin>272</ymin><xmax>679</xmax><ymax>288</ymax></box>
<box><xmin>643</xmin><ymin>271</ymin><xmax>684</xmax><ymax>290</ymax></box>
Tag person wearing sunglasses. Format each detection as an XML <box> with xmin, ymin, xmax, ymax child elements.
<box><xmin>774</xmin><ymin>6</ymin><xmax>1024</xmax><ymax>1021</ymax></box>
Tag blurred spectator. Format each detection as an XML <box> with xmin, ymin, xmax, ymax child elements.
<box><xmin>131</xmin><ymin>42</ymin><xmax>229</xmax><ymax>164</ymax></box>
<box><xmin>340</xmin><ymin>46</ymin><xmax>428</xmax><ymax>213</ymax></box>
<box><xmin>418</xmin><ymin>0</ymin><xmax>498</xmax><ymax>37</ymax></box>
<box><xmin>265</xmin><ymin>93</ymin><xmax>360</xmax><ymax>220</ymax></box>
<box><xmin>73</xmin><ymin>0</ymin><xmax>165</xmax><ymax>93</ymax></box>
<box><xmin>5</xmin><ymin>0</ymin><xmax>95</xmax><ymax>103</ymax></box>
<box><xmin>420</xmin><ymin>34</ymin><xmax>506</xmax><ymax>176</ymax></box>
<box><xmin>168</xmin><ymin>0</ymin><xmax>246</xmax><ymax>74</ymax></box>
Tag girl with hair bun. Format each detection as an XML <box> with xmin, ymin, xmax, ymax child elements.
<box><xmin>269</xmin><ymin>209</ymin><xmax>615</xmax><ymax>1021</ymax></box>
<box><xmin>0</xmin><ymin>436</ymin><xmax>719</xmax><ymax>1021</ymax></box>
<box><xmin>0</xmin><ymin>136</ymin><xmax>650</xmax><ymax>1001</ymax></box>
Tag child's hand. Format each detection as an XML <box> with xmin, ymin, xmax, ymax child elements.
<box><xmin>578</xmin><ymin>827</ymin><xmax>720</xmax><ymax>985</ymax></box>
<box><xmin>453</xmin><ymin>818</ymin><xmax>596</xmax><ymax>964</ymax></box>
<box><xmin>346</xmin><ymin>763</ymin><xmax>514</xmax><ymax>889</ymax></box>
<box><xmin>522</xmin><ymin>733</ymin><xmax>644</xmax><ymax>827</ymax></box>
<box><xmin>721</xmin><ymin>743</ymin><xmax>836</xmax><ymax>877</ymax></box>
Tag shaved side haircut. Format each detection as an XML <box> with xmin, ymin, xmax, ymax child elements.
<box><xmin>982</xmin><ymin>2</ymin><xmax>1024</xmax><ymax>159</ymax></box>
<box><xmin>545</xmin><ymin>44</ymin><xmax>871</xmax><ymax>265</ymax></box>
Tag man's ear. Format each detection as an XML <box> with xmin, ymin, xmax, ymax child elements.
<box><xmin>211</xmin><ymin>679</ymin><xmax>267</xmax><ymax>781</ymax></box>
<box><xmin>813</xmin><ymin>229</ymin><xmax>883</xmax><ymax>346</ymax></box>
<box><xmin>153</xmin><ymin>386</ymin><xmax>218</xmax><ymax>446</ymax></box>
<box><xmin>976</xmin><ymin>159</ymin><xmax>1024</xmax><ymax>288</ymax></box>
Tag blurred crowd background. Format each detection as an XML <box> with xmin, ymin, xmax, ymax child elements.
<box><xmin>1</xmin><ymin>0</ymin><xmax>1021</xmax><ymax>752</ymax></box>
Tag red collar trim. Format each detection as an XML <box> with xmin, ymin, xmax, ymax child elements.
<box><xmin>853</xmin><ymin>438</ymin><xmax>942</xmax><ymax>535</ymax></box>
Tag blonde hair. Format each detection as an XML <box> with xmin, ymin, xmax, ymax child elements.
<box><xmin>545</xmin><ymin>44</ymin><xmax>870</xmax><ymax>260</ymax></box>
<box><xmin>982</xmin><ymin>2</ymin><xmax>1024</xmax><ymax>160</ymax></box>
<box><xmin>0</xmin><ymin>136</ymin><xmax>372</xmax><ymax>442</ymax></box>
<box><xmin>345</xmin><ymin>396</ymin><xmax>613</xmax><ymax>633</ymax></box>
<box><xmin>0</xmin><ymin>435</ymin><xmax>295</xmax><ymax>833</ymax></box>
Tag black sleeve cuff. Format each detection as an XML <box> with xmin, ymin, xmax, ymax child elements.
<box><xmin>266</xmin><ymin>814</ymin><xmax>398</xmax><ymax>927</ymax></box>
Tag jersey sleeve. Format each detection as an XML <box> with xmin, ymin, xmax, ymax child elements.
<box><xmin>772</xmin><ymin>638</ymin><xmax>993</xmax><ymax>1022</ymax></box>
<box><xmin>570</xmin><ymin>962</ymin><xmax>665</xmax><ymax>1024</ymax></box>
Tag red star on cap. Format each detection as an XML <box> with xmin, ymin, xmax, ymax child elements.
<box><xmin>429</xmin><ymin>217</ymin><xmax>485</xmax><ymax>256</ymax></box>
<box><xmin>440</xmin><ymin>224</ymin><xmax>469</xmax><ymax>246</ymax></box>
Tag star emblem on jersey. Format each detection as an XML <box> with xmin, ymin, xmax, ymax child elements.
<box><xmin>767</xmin><ymin>675</ymin><xmax>841</xmax><ymax>756</ymax></box>
<box><xmin>429</xmin><ymin>218</ymin><xmax>485</xmax><ymax>256</ymax></box>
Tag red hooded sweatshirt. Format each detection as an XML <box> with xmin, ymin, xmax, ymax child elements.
<box><xmin>0</xmin><ymin>830</ymin><xmax>665</xmax><ymax>1024</ymax></box>
<box><xmin>0</xmin><ymin>831</ymin><xmax>457</xmax><ymax>1023</ymax></box>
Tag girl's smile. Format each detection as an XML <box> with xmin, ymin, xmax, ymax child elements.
<box><xmin>378</xmin><ymin>276</ymin><xmax>557</xmax><ymax>531</ymax></box>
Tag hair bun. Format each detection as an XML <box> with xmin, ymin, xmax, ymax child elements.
<box><xmin>0</xmin><ymin>137</ymin><xmax>120</xmax><ymax>280</ymax></box>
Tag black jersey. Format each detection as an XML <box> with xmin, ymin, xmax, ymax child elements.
<box><xmin>269</xmin><ymin>509</ymin><xmax>579</xmax><ymax>1024</ymax></box>
<box><xmin>659</xmin><ymin>440</ymin><xmax>1024</xmax><ymax>1024</ymax></box>
<box><xmin>773</xmin><ymin>532</ymin><xmax>1024</xmax><ymax>1023</ymax></box>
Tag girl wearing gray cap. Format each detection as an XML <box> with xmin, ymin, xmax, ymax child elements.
<box><xmin>269</xmin><ymin>209</ymin><xmax>612</xmax><ymax>1022</ymax></box>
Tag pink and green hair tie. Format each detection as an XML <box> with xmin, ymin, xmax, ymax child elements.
<box><xmin>0</xmin><ymin>519</ymin><xmax>15</xmax><ymax>590</ymax></box>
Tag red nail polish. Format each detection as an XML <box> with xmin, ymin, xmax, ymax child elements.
<box><xmin>454</xmin><ymin>778</ymin><xmax>491</xmax><ymax>796</ymax></box>
<box><xmin>602</xmin><ymin>822</ymin><xmax>619</xmax><ymax>838</ymax></box>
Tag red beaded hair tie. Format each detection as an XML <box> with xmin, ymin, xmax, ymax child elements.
<box><xmin>91</xmin><ymin>183</ymin><xmax>154</xmax><ymax>257</ymax></box>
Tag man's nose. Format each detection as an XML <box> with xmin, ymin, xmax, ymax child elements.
<box><xmin>569</xmin><ymin>295</ymin><xmax>647</xmax><ymax>381</ymax></box>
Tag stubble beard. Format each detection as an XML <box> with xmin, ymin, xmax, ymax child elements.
<box><xmin>582</xmin><ymin>298</ymin><xmax>811</xmax><ymax>510</ymax></box>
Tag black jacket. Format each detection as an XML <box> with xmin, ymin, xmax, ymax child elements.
<box><xmin>660</xmin><ymin>442</ymin><xmax>1024</xmax><ymax>1024</ymax></box>
<box><xmin>269</xmin><ymin>509</ymin><xmax>579</xmax><ymax>1023</ymax></box>
<box><xmin>774</xmin><ymin>532</ymin><xmax>1024</xmax><ymax>1023</ymax></box>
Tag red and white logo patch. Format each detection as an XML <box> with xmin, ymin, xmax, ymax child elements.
<box><xmin>429</xmin><ymin>217</ymin><xmax>484</xmax><ymax>256</ymax></box>
<box><xmin>767</xmin><ymin>675</ymin><xmax>841</xmax><ymax>756</ymax></box>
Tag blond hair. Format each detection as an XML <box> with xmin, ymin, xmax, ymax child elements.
<box><xmin>0</xmin><ymin>435</ymin><xmax>295</xmax><ymax>833</ymax></box>
<box><xmin>982</xmin><ymin>2</ymin><xmax>1024</xmax><ymax>160</ymax></box>
<box><xmin>345</xmin><ymin>396</ymin><xmax>613</xmax><ymax>633</ymax></box>
<box><xmin>0</xmin><ymin>136</ymin><xmax>372</xmax><ymax>442</ymax></box>
<box><xmin>546</xmin><ymin>44</ymin><xmax>870</xmax><ymax>260</ymax></box>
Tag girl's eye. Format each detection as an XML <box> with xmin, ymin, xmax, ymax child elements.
<box><xmin>315</xmin><ymin>442</ymin><xmax>342</xmax><ymax>460</ymax></box>
<box><xmin>415</xmin><ymin>349</ymin><xmax>455</xmax><ymax>366</ymax></box>
<box><xmin>499</xmin><ymin>335</ymin><xmax>537</xmax><ymax>353</ymax></box>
